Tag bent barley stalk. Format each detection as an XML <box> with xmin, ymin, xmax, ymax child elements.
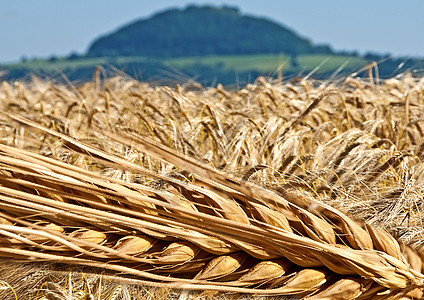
<box><xmin>1</xmin><ymin>74</ymin><xmax>424</xmax><ymax>298</ymax></box>
<box><xmin>0</xmin><ymin>119</ymin><xmax>421</xmax><ymax>298</ymax></box>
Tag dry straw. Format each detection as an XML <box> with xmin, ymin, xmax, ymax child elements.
<box><xmin>0</xmin><ymin>73</ymin><xmax>424</xmax><ymax>298</ymax></box>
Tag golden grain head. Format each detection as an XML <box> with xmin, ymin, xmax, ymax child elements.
<box><xmin>1</xmin><ymin>73</ymin><xmax>424</xmax><ymax>299</ymax></box>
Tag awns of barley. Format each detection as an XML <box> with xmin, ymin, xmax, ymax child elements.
<box><xmin>0</xmin><ymin>114</ymin><xmax>422</xmax><ymax>299</ymax></box>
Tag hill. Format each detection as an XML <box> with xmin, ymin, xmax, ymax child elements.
<box><xmin>87</xmin><ymin>5</ymin><xmax>333</xmax><ymax>58</ymax></box>
<box><xmin>2</xmin><ymin>5</ymin><xmax>424</xmax><ymax>85</ymax></box>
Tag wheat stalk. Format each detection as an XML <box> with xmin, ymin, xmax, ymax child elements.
<box><xmin>2</xmin><ymin>73</ymin><xmax>424</xmax><ymax>298</ymax></box>
<box><xmin>0</xmin><ymin>114</ymin><xmax>421</xmax><ymax>299</ymax></box>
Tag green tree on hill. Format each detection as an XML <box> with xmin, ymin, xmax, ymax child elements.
<box><xmin>87</xmin><ymin>5</ymin><xmax>333</xmax><ymax>58</ymax></box>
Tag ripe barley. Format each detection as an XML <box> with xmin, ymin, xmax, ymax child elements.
<box><xmin>1</xmin><ymin>74</ymin><xmax>424</xmax><ymax>298</ymax></box>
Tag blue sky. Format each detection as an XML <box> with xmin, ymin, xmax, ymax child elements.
<box><xmin>1</xmin><ymin>0</ymin><xmax>423</xmax><ymax>63</ymax></box>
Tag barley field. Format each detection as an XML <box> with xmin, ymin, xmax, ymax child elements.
<box><xmin>1</xmin><ymin>70</ymin><xmax>424</xmax><ymax>299</ymax></box>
